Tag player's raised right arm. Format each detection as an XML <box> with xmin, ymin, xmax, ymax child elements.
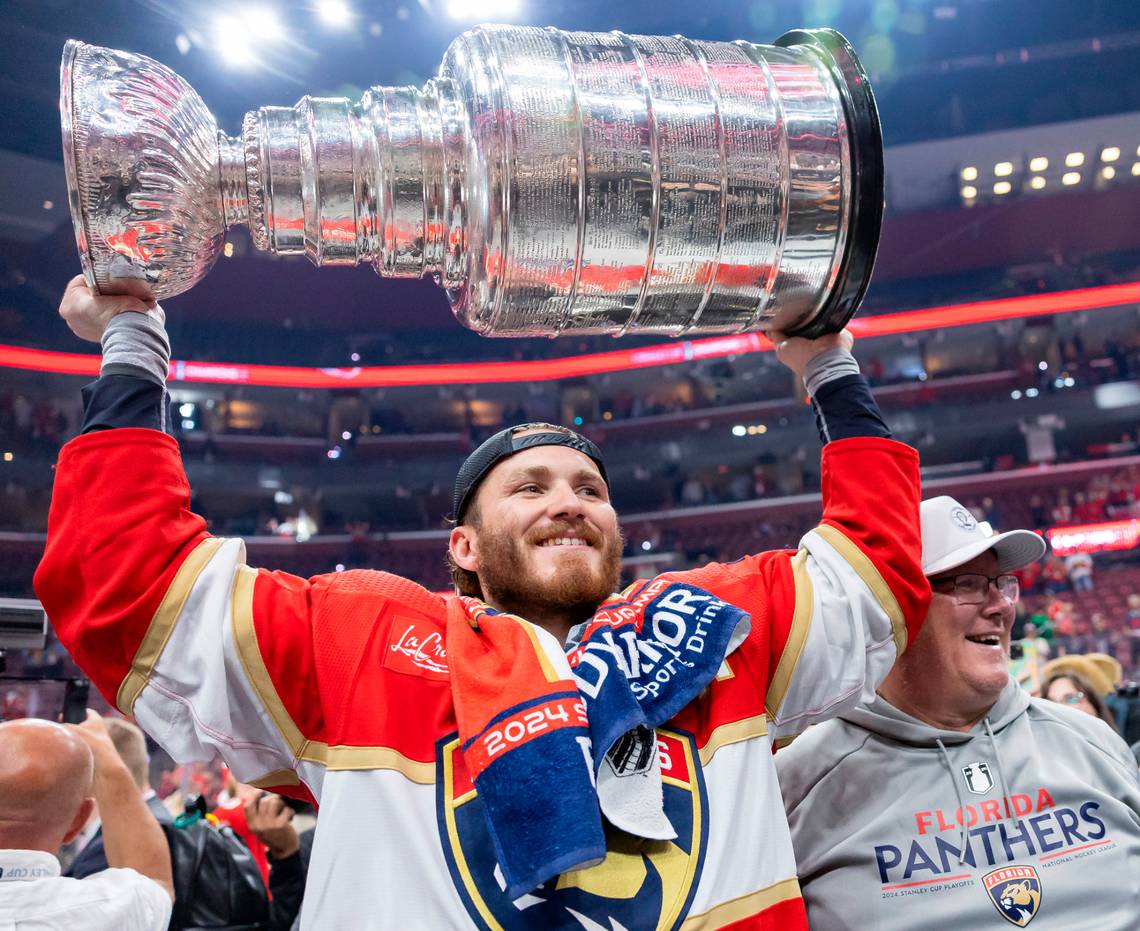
<box><xmin>34</xmin><ymin>278</ymin><xmax>326</xmax><ymax>803</ymax></box>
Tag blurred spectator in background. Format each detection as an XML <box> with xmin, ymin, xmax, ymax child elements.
<box><xmin>1087</xmin><ymin>612</ymin><xmax>1117</xmax><ymax>657</ymax></box>
<box><xmin>0</xmin><ymin>711</ymin><xmax>173</xmax><ymax>929</ymax></box>
<box><xmin>1042</xmin><ymin>666</ymin><xmax>1120</xmax><ymax>733</ymax></box>
<box><xmin>1014</xmin><ymin>558</ymin><xmax>1041</xmax><ymax>599</ymax></box>
<box><xmin>65</xmin><ymin>718</ymin><xmax>172</xmax><ymax>880</ymax></box>
<box><xmin>245</xmin><ymin>793</ymin><xmax>316</xmax><ymax>931</ymax></box>
<box><xmin>1065</xmin><ymin>549</ymin><xmax>1095</xmax><ymax>592</ymax></box>
<box><xmin>1073</xmin><ymin>490</ymin><xmax>1100</xmax><ymax>524</ymax></box>
<box><xmin>1017</xmin><ymin>620</ymin><xmax>1052</xmax><ymax>693</ymax></box>
<box><xmin>1051</xmin><ymin>489</ymin><xmax>1073</xmax><ymax>525</ymax></box>
<box><xmin>1128</xmin><ymin>593</ymin><xmax>1140</xmax><ymax>670</ymax></box>
<box><xmin>1041</xmin><ymin>555</ymin><xmax>1069</xmax><ymax>595</ymax></box>
<box><xmin>981</xmin><ymin>496</ymin><xmax>1001</xmax><ymax>528</ymax></box>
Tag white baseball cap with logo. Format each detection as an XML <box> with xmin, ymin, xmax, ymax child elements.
<box><xmin>921</xmin><ymin>495</ymin><xmax>1047</xmax><ymax>577</ymax></box>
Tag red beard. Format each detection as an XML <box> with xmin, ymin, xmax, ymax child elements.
<box><xmin>475</xmin><ymin>519</ymin><xmax>624</xmax><ymax>628</ymax></box>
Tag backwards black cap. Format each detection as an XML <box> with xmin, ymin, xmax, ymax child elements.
<box><xmin>452</xmin><ymin>423</ymin><xmax>608</xmax><ymax>523</ymax></box>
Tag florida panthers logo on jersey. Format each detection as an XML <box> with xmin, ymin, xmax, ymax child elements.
<box><xmin>436</xmin><ymin>728</ymin><xmax>709</xmax><ymax>930</ymax></box>
<box><xmin>982</xmin><ymin>866</ymin><xmax>1042</xmax><ymax>926</ymax></box>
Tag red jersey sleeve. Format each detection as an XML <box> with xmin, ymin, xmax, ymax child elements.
<box><xmin>668</xmin><ymin>436</ymin><xmax>930</xmax><ymax>738</ymax></box>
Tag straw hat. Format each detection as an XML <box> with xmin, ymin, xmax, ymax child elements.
<box><xmin>1041</xmin><ymin>653</ymin><xmax>1123</xmax><ymax>697</ymax></box>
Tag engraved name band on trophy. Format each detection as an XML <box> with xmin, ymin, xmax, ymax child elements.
<box><xmin>60</xmin><ymin>25</ymin><xmax>883</xmax><ymax>338</ymax></box>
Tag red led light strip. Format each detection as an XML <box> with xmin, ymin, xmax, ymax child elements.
<box><xmin>1</xmin><ymin>280</ymin><xmax>1137</xmax><ymax>388</ymax></box>
<box><xmin>1046</xmin><ymin>519</ymin><xmax>1140</xmax><ymax>556</ymax></box>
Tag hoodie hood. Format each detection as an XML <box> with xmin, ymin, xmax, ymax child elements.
<box><xmin>840</xmin><ymin>675</ymin><xmax>1030</xmax><ymax>747</ymax></box>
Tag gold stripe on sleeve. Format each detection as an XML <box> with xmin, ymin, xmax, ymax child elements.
<box><xmin>697</xmin><ymin>714</ymin><xmax>769</xmax><ymax>767</ymax></box>
<box><xmin>230</xmin><ymin>564</ymin><xmax>312</xmax><ymax>760</ymax></box>
<box><xmin>764</xmin><ymin>549</ymin><xmax>813</xmax><ymax>719</ymax></box>
<box><xmin>248</xmin><ymin>769</ymin><xmax>301</xmax><ymax>789</ymax></box>
<box><xmin>117</xmin><ymin>536</ymin><xmax>225</xmax><ymax>714</ymax></box>
<box><xmin>680</xmin><ymin>877</ymin><xmax>801</xmax><ymax>929</ymax></box>
<box><xmin>812</xmin><ymin>523</ymin><xmax>907</xmax><ymax>656</ymax></box>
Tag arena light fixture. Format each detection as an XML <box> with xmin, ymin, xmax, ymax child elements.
<box><xmin>212</xmin><ymin>7</ymin><xmax>285</xmax><ymax>67</ymax></box>
<box><xmin>317</xmin><ymin>0</ymin><xmax>353</xmax><ymax>26</ymax></box>
<box><xmin>213</xmin><ymin>15</ymin><xmax>257</xmax><ymax>67</ymax></box>
<box><xmin>1101</xmin><ymin>166</ymin><xmax>1116</xmax><ymax>181</ymax></box>
<box><xmin>1029</xmin><ymin>176</ymin><xmax>1046</xmax><ymax>190</ymax></box>
<box><xmin>1062</xmin><ymin>171</ymin><xmax>1081</xmax><ymax>185</ymax></box>
<box><xmin>1028</xmin><ymin>156</ymin><xmax>1048</xmax><ymax>172</ymax></box>
<box><xmin>447</xmin><ymin>0</ymin><xmax>520</xmax><ymax>18</ymax></box>
<box><xmin>960</xmin><ymin>184</ymin><xmax>977</xmax><ymax>199</ymax></box>
<box><xmin>1100</xmin><ymin>146</ymin><xmax>1120</xmax><ymax>162</ymax></box>
<box><xmin>993</xmin><ymin>161</ymin><xmax>1014</xmax><ymax>177</ymax></box>
<box><xmin>245</xmin><ymin>6</ymin><xmax>285</xmax><ymax>40</ymax></box>
<box><xmin>1133</xmin><ymin>162</ymin><xmax>1140</xmax><ymax>177</ymax></box>
<box><xmin>731</xmin><ymin>425</ymin><xmax>747</xmax><ymax>437</ymax></box>
<box><xmin>1064</xmin><ymin>151</ymin><xmax>1085</xmax><ymax>168</ymax></box>
<box><xmin>993</xmin><ymin>181</ymin><xmax>1012</xmax><ymax>195</ymax></box>
<box><xmin>960</xmin><ymin>166</ymin><xmax>978</xmax><ymax>182</ymax></box>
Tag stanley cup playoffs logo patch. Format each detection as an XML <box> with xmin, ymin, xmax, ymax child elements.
<box><xmin>962</xmin><ymin>761</ymin><xmax>994</xmax><ymax>795</ymax></box>
<box><xmin>982</xmin><ymin>866</ymin><xmax>1042</xmax><ymax>927</ymax></box>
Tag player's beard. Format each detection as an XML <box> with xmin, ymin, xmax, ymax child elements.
<box><xmin>475</xmin><ymin>519</ymin><xmax>624</xmax><ymax>628</ymax></box>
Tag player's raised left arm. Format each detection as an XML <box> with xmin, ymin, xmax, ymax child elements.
<box><xmin>675</xmin><ymin>329</ymin><xmax>931</xmax><ymax>738</ymax></box>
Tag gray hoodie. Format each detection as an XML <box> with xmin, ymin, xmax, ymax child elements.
<box><xmin>775</xmin><ymin>677</ymin><xmax>1140</xmax><ymax>929</ymax></box>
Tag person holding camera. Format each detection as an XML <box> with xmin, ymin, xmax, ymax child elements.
<box><xmin>0</xmin><ymin>710</ymin><xmax>173</xmax><ymax>929</ymax></box>
<box><xmin>244</xmin><ymin>793</ymin><xmax>316</xmax><ymax>931</ymax></box>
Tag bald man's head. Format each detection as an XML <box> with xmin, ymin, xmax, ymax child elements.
<box><xmin>0</xmin><ymin>719</ymin><xmax>95</xmax><ymax>853</ymax></box>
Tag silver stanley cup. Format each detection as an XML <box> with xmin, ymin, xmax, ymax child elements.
<box><xmin>61</xmin><ymin>25</ymin><xmax>883</xmax><ymax>338</ymax></box>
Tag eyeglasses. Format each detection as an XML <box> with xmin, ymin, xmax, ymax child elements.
<box><xmin>930</xmin><ymin>573</ymin><xmax>1020</xmax><ymax>605</ymax></box>
<box><xmin>1060</xmin><ymin>691</ymin><xmax>1087</xmax><ymax>706</ymax></box>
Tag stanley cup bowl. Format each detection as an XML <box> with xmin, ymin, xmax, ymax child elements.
<box><xmin>61</xmin><ymin>40</ymin><xmax>227</xmax><ymax>301</ymax></box>
<box><xmin>60</xmin><ymin>25</ymin><xmax>883</xmax><ymax>338</ymax></box>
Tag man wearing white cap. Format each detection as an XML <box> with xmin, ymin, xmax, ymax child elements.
<box><xmin>775</xmin><ymin>495</ymin><xmax>1140</xmax><ymax>930</ymax></box>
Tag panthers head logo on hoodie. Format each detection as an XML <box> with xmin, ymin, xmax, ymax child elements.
<box><xmin>983</xmin><ymin>866</ymin><xmax>1042</xmax><ymax>927</ymax></box>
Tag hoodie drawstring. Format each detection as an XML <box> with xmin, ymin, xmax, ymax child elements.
<box><xmin>984</xmin><ymin>717</ymin><xmax>1022</xmax><ymax>830</ymax></box>
<box><xmin>936</xmin><ymin>719</ymin><xmax>1022</xmax><ymax>866</ymax></box>
<box><xmin>935</xmin><ymin>738</ymin><xmax>969</xmax><ymax>863</ymax></box>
